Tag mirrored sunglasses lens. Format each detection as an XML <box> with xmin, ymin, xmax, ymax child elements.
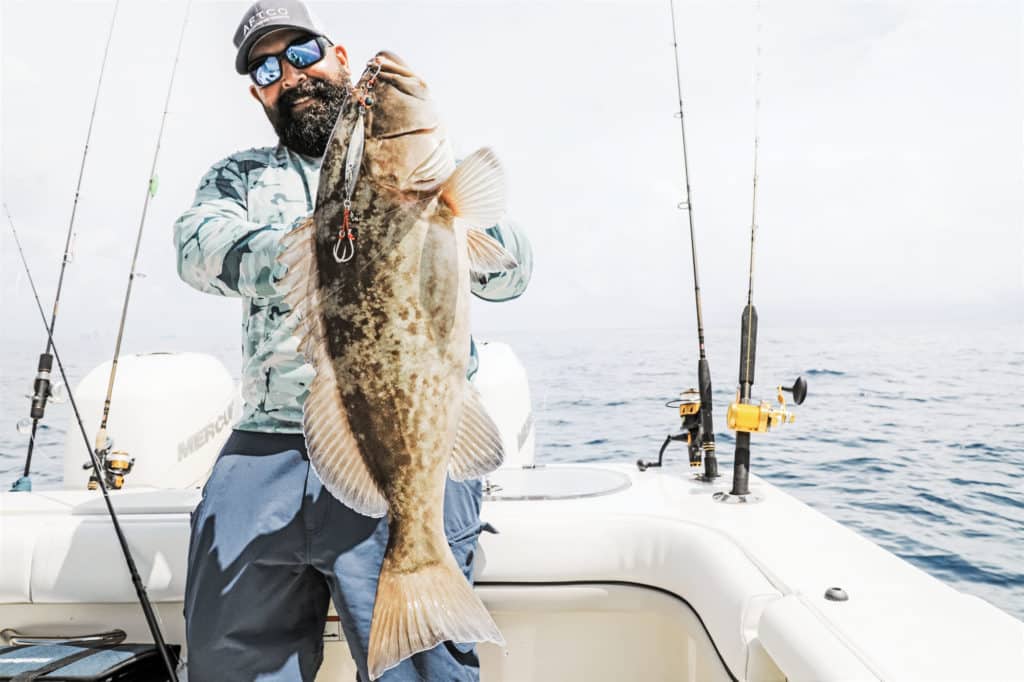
<box><xmin>254</xmin><ymin>56</ymin><xmax>282</xmax><ymax>86</ymax></box>
<box><xmin>285</xmin><ymin>39</ymin><xmax>323</xmax><ymax>68</ymax></box>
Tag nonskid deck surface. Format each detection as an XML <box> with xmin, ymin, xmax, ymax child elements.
<box><xmin>2</xmin><ymin>464</ymin><xmax>1023</xmax><ymax>680</ymax></box>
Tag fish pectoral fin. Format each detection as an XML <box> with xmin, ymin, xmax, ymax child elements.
<box><xmin>439</xmin><ymin>147</ymin><xmax>506</xmax><ymax>230</ymax></box>
<box><xmin>466</xmin><ymin>227</ymin><xmax>518</xmax><ymax>277</ymax></box>
<box><xmin>449</xmin><ymin>383</ymin><xmax>505</xmax><ymax>480</ymax></box>
<box><xmin>438</xmin><ymin>147</ymin><xmax>517</xmax><ymax>275</ymax></box>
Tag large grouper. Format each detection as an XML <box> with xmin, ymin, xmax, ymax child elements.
<box><xmin>277</xmin><ymin>51</ymin><xmax>515</xmax><ymax>678</ymax></box>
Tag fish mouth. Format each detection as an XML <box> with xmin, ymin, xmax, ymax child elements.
<box><xmin>376</xmin><ymin>125</ymin><xmax>438</xmax><ymax>140</ymax></box>
<box><xmin>360</xmin><ymin>50</ymin><xmax>427</xmax><ymax>100</ymax></box>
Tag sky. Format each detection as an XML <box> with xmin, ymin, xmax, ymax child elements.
<box><xmin>0</xmin><ymin>0</ymin><xmax>1021</xmax><ymax>364</ymax></box>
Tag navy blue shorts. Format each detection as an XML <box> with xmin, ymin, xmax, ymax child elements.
<box><xmin>184</xmin><ymin>430</ymin><xmax>484</xmax><ymax>681</ymax></box>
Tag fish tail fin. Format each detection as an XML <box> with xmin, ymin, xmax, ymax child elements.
<box><xmin>367</xmin><ymin>552</ymin><xmax>503</xmax><ymax>680</ymax></box>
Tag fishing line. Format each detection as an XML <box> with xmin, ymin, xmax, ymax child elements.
<box><xmin>4</xmin><ymin>205</ymin><xmax>180</xmax><ymax>681</ymax></box>
<box><xmin>11</xmin><ymin>0</ymin><xmax>120</xmax><ymax>492</ymax></box>
<box><xmin>92</xmin><ymin>0</ymin><xmax>194</xmax><ymax>473</ymax></box>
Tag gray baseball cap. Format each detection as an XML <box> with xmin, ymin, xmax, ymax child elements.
<box><xmin>233</xmin><ymin>0</ymin><xmax>325</xmax><ymax>75</ymax></box>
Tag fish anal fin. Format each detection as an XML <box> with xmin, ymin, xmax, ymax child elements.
<box><xmin>449</xmin><ymin>383</ymin><xmax>505</xmax><ymax>480</ymax></box>
<box><xmin>367</xmin><ymin>551</ymin><xmax>503</xmax><ymax>679</ymax></box>
<box><xmin>439</xmin><ymin>148</ymin><xmax>505</xmax><ymax>230</ymax></box>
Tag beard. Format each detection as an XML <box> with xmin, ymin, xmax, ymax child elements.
<box><xmin>264</xmin><ymin>72</ymin><xmax>350</xmax><ymax>158</ymax></box>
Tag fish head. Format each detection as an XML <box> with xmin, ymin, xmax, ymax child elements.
<box><xmin>361</xmin><ymin>51</ymin><xmax>456</xmax><ymax>195</ymax></box>
<box><xmin>315</xmin><ymin>52</ymin><xmax>455</xmax><ymax>251</ymax></box>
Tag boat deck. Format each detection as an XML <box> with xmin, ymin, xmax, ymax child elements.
<box><xmin>2</xmin><ymin>463</ymin><xmax>1022</xmax><ymax>680</ymax></box>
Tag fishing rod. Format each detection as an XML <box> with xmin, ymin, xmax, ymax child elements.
<box><xmin>89</xmin><ymin>0</ymin><xmax>194</xmax><ymax>491</ymax></box>
<box><xmin>5</xmin><ymin>206</ymin><xmax>180</xmax><ymax>681</ymax></box>
<box><xmin>719</xmin><ymin>0</ymin><xmax>806</xmax><ymax>502</ymax></box>
<box><xmin>10</xmin><ymin>0</ymin><xmax>121</xmax><ymax>493</ymax></box>
<box><xmin>638</xmin><ymin>0</ymin><xmax>719</xmax><ymax>480</ymax></box>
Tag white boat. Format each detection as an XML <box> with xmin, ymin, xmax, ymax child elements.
<box><xmin>1</xmin><ymin>345</ymin><xmax>1022</xmax><ymax>681</ymax></box>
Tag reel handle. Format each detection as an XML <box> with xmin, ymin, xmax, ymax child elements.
<box><xmin>781</xmin><ymin>376</ymin><xmax>808</xmax><ymax>405</ymax></box>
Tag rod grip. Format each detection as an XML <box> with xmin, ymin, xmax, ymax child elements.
<box><xmin>697</xmin><ymin>357</ymin><xmax>718</xmax><ymax>477</ymax></box>
<box><xmin>738</xmin><ymin>304</ymin><xmax>758</xmax><ymax>399</ymax></box>
<box><xmin>698</xmin><ymin>357</ymin><xmax>714</xmax><ymax>437</ymax></box>
<box><xmin>29</xmin><ymin>353</ymin><xmax>53</xmax><ymax>420</ymax></box>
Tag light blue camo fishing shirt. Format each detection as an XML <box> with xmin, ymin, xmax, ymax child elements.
<box><xmin>174</xmin><ymin>145</ymin><xmax>532</xmax><ymax>434</ymax></box>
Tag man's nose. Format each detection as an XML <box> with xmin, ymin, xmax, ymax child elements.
<box><xmin>279</xmin><ymin>60</ymin><xmax>307</xmax><ymax>90</ymax></box>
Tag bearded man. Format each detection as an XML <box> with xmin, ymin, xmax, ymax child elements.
<box><xmin>173</xmin><ymin>2</ymin><xmax>531</xmax><ymax>680</ymax></box>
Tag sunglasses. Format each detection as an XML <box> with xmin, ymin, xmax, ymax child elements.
<box><xmin>248</xmin><ymin>35</ymin><xmax>333</xmax><ymax>87</ymax></box>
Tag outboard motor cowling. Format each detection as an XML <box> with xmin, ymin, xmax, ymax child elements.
<box><xmin>474</xmin><ymin>341</ymin><xmax>536</xmax><ymax>469</ymax></box>
<box><xmin>62</xmin><ymin>352</ymin><xmax>238</xmax><ymax>490</ymax></box>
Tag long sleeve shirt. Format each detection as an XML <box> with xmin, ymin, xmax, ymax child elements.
<box><xmin>174</xmin><ymin>145</ymin><xmax>532</xmax><ymax>433</ymax></box>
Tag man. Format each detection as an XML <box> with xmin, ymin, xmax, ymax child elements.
<box><xmin>173</xmin><ymin>2</ymin><xmax>532</xmax><ymax>680</ymax></box>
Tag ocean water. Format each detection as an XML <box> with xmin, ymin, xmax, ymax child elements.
<box><xmin>1</xmin><ymin>323</ymin><xmax>1022</xmax><ymax>621</ymax></box>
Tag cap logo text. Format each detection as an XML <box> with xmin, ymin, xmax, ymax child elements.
<box><xmin>242</xmin><ymin>7</ymin><xmax>290</xmax><ymax>36</ymax></box>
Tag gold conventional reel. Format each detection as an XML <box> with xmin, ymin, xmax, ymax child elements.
<box><xmin>726</xmin><ymin>379</ymin><xmax>806</xmax><ymax>433</ymax></box>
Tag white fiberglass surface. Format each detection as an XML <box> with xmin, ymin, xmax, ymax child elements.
<box><xmin>317</xmin><ymin>584</ymin><xmax>736</xmax><ymax>682</ymax></box>
<box><xmin>2</xmin><ymin>584</ymin><xmax>739</xmax><ymax>682</ymax></box>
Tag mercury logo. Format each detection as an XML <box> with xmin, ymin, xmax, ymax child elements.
<box><xmin>178</xmin><ymin>401</ymin><xmax>235</xmax><ymax>461</ymax></box>
<box><xmin>242</xmin><ymin>7</ymin><xmax>290</xmax><ymax>36</ymax></box>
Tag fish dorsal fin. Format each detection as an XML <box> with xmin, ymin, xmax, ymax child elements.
<box><xmin>277</xmin><ymin>217</ymin><xmax>388</xmax><ymax>518</ymax></box>
<box><xmin>439</xmin><ymin>147</ymin><xmax>506</xmax><ymax>230</ymax></box>
<box><xmin>466</xmin><ymin>228</ymin><xmax>518</xmax><ymax>277</ymax></box>
<box><xmin>449</xmin><ymin>383</ymin><xmax>505</xmax><ymax>480</ymax></box>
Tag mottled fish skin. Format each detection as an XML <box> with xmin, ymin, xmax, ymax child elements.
<box><xmin>283</xmin><ymin>51</ymin><xmax>505</xmax><ymax>678</ymax></box>
<box><xmin>316</xmin><ymin>54</ymin><xmax>466</xmax><ymax>561</ymax></box>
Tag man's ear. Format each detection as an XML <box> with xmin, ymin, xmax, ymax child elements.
<box><xmin>332</xmin><ymin>43</ymin><xmax>349</xmax><ymax>67</ymax></box>
<box><xmin>249</xmin><ymin>83</ymin><xmax>262</xmax><ymax>103</ymax></box>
